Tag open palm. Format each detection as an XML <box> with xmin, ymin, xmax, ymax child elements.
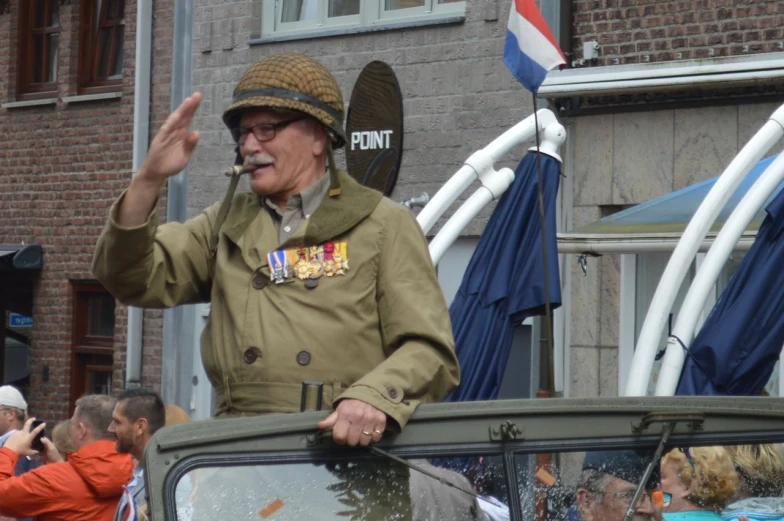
<box><xmin>140</xmin><ymin>92</ymin><xmax>202</xmax><ymax>182</ymax></box>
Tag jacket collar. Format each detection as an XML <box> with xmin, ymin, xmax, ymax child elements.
<box><xmin>222</xmin><ymin>170</ymin><xmax>382</xmax><ymax>248</ymax></box>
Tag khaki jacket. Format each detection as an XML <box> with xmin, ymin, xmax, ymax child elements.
<box><xmin>93</xmin><ymin>172</ymin><xmax>459</xmax><ymax>428</ymax></box>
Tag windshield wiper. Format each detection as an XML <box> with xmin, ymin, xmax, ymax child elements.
<box><xmin>621</xmin><ymin>422</ymin><xmax>676</xmax><ymax>521</ymax></box>
<box><xmin>368</xmin><ymin>445</ymin><xmax>486</xmax><ymax>502</ymax></box>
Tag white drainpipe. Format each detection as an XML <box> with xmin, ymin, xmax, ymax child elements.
<box><xmin>126</xmin><ymin>0</ymin><xmax>153</xmax><ymax>389</ymax></box>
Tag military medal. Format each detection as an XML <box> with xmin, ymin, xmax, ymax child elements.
<box><xmin>333</xmin><ymin>242</ymin><xmax>348</xmax><ymax>275</ymax></box>
<box><xmin>294</xmin><ymin>247</ymin><xmax>310</xmax><ymax>280</ymax></box>
<box><xmin>321</xmin><ymin>242</ymin><xmax>348</xmax><ymax>277</ymax></box>
<box><xmin>307</xmin><ymin>245</ymin><xmax>324</xmax><ymax>280</ymax></box>
<box><xmin>267</xmin><ymin>249</ymin><xmax>288</xmax><ymax>284</ymax></box>
<box><xmin>323</xmin><ymin>242</ymin><xmax>337</xmax><ymax>277</ymax></box>
<box><xmin>269</xmin><ymin>242</ymin><xmax>348</xmax><ymax>286</ymax></box>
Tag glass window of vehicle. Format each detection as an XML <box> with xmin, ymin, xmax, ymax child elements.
<box><xmin>16</xmin><ymin>0</ymin><xmax>61</xmax><ymax>98</ymax></box>
<box><xmin>514</xmin><ymin>442</ymin><xmax>784</xmax><ymax>521</ymax></box>
<box><xmin>262</xmin><ymin>0</ymin><xmax>466</xmax><ymax>39</ymax></box>
<box><xmin>174</xmin><ymin>453</ymin><xmax>509</xmax><ymax>521</ymax></box>
<box><xmin>166</xmin><ymin>439</ymin><xmax>784</xmax><ymax>521</ymax></box>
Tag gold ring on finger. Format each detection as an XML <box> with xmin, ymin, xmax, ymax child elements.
<box><xmin>373</xmin><ymin>429</ymin><xmax>383</xmax><ymax>435</ymax></box>
<box><xmin>361</xmin><ymin>430</ymin><xmax>372</xmax><ymax>436</ymax></box>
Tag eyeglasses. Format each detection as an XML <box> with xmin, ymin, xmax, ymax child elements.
<box><xmin>610</xmin><ymin>489</ymin><xmax>659</xmax><ymax>507</ymax></box>
<box><xmin>679</xmin><ymin>447</ymin><xmax>696</xmax><ymax>470</ymax></box>
<box><xmin>233</xmin><ymin>117</ymin><xmax>304</xmax><ymax>144</ymax></box>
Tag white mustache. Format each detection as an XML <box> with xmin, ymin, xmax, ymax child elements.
<box><xmin>245</xmin><ymin>154</ymin><xmax>274</xmax><ymax>167</ymax></box>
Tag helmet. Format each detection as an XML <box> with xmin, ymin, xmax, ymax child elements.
<box><xmin>222</xmin><ymin>54</ymin><xmax>346</xmax><ymax>149</ymax></box>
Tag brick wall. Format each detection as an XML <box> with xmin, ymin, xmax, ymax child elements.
<box><xmin>0</xmin><ymin>0</ymin><xmax>173</xmax><ymax>420</ymax></box>
<box><xmin>573</xmin><ymin>0</ymin><xmax>784</xmax><ymax>66</ymax></box>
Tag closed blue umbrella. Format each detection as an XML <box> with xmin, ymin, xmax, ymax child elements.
<box><xmin>677</xmin><ymin>186</ymin><xmax>784</xmax><ymax>395</ymax></box>
<box><xmin>448</xmin><ymin>151</ymin><xmax>562</xmax><ymax>402</ymax></box>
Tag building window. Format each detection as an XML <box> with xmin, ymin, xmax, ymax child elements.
<box><xmin>262</xmin><ymin>0</ymin><xmax>465</xmax><ymax>38</ymax></box>
<box><xmin>618</xmin><ymin>251</ymin><xmax>782</xmax><ymax>396</ymax></box>
<box><xmin>17</xmin><ymin>0</ymin><xmax>61</xmax><ymax>98</ymax></box>
<box><xmin>70</xmin><ymin>282</ymin><xmax>115</xmax><ymax>408</ymax></box>
<box><xmin>79</xmin><ymin>0</ymin><xmax>125</xmax><ymax>93</ymax></box>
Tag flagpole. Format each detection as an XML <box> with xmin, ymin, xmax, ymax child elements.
<box><xmin>532</xmin><ymin>94</ymin><xmax>556</xmax><ymax>395</ymax></box>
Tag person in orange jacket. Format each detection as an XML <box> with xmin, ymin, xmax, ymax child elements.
<box><xmin>0</xmin><ymin>395</ymin><xmax>134</xmax><ymax>521</ymax></box>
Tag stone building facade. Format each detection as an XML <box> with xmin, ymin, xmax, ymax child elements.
<box><xmin>0</xmin><ymin>0</ymin><xmax>174</xmax><ymax>419</ymax></box>
<box><xmin>561</xmin><ymin>0</ymin><xmax>784</xmax><ymax>398</ymax></box>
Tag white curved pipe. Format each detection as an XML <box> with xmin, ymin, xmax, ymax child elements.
<box><xmin>429</xmin><ymin>188</ymin><xmax>495</xmax><ymax>266</ymax></box>
<box><xmin>417</xmin><ymin>164</ymin><xmax>477</xmax><ymax>234</ymax></box>
<box><xmin>428</xmin><ymin>168</ymin><xmax>515</xmax><ymax>266</ymax></box>
<box><xmin>417</xmin><ymin>109</ymin><xmax>558</xmax><ymax>234</ymax></box>
<box><xmin>624</xmin><ymin>105</ymin><xmax>784</xmax><ymax>396</ymax></box>
<box><xmin>429</xmin><ymin>166</ymin><xmax>516</xmax><ymax>265</ymax></box>
<box><xmin>528</xmin><ymin>121</ymin><xmax>567</xmax><ymax>163</ymax></box>
<box><xmin>654</xmin><ymin>151</ymin><xmax>784</xmax><ymax>396</ymax></box>
<box><xmin>484</xmin><ymin>109</ymin><xmax>557</xmax><ymax>161</ymax></box>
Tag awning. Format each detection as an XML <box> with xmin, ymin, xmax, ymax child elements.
<box><xmin>539</xmin><ymin>52</ymin><xmax>784</xmax><ymax>98</ymax></box>
<box><xmin>0</xmin><ymin>244</ymin><xmax>43</xmax><ymax>270</ymax></box>
<box><xmin>558</xmin><ymin>155</ymin><xmax>780</xmax><ymax>254</ymax></box>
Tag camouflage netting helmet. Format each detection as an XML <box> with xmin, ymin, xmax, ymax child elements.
<box><xmin>223</xmin><ymin>54</ymin><xmax>347</xmax><ymax>149</ymax></box>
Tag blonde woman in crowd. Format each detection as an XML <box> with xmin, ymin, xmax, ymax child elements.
<box><xmin>50</xmin><ymin>420</ymin><xmax>74</xmax><ymax>460</ymax></box>
<box><xmin>722</xmin><ymin>444</ymin><xmax>784</xmax><ymax>521</ymax></box>
<box><xmin>164</xmin><ymin>404</ymin><xmax>190</xmax><ymax>426</ymax></box>
<box><xmin>660</xmin><ymin>446</ymin><xmax>739</xmax><ymax>521</ymax></box>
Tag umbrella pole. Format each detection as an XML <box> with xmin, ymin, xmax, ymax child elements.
<box><xmin>532</xmin><ymin>95</ymin><xmax>557</xmax><ymax>394</ymax></box>
<box><xmin>532</xmin><ymin>94</ymin><xmax>557</xmax><ymax>521</ymax></box>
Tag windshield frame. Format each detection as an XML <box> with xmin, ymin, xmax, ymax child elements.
<box><xmin>147</xmin><ymin>396</ymin><xmax>784</xmax><ymax>521</ymax></box>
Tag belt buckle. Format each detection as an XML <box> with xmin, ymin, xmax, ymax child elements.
<box><xmin>300</xmin><ymin>381</ymin><xmax>324</xmax><ymax>412</ymax></box>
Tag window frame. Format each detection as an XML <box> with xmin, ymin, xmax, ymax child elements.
<box><xmin>153</xmin><ymin>409</ymin><xmax>784</xmax><ymax>521</ymax></box>
<box><xmin>70</xmin><ymin>281</ymin><xmax>116</xmax><ymax>410</ymax></box>
<box><xmin>78</xmin><ymin>0</ymin><xmax>126</xmax><ymax>94</ymax></box>
<box><xmin>260</xmin><ymin>0</ymin><xmax>466</xmax><ymax>40</ymax></box>
<box><xmin>16</xmin><ymin>0</ymin><xmax>61</xmax><ymax>100</ymax></box>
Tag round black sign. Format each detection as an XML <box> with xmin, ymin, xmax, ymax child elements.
<box><xmin>345</xmin><ymin>61</ymin><xmax>404</xmax><ymax>197</ymax></box>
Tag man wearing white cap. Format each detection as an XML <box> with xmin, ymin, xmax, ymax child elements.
<box><xmin>0</xmin><ymin>386</ymin><xmax>27</xmax><ymax>441</ymax></box>
<box><xmin>0</xmin><ymin>385</ymin><xmax>36</xmax><ymax>521</ymax></box>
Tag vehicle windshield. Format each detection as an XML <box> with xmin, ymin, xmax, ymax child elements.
<box><xmin>168</xmin><ymin>438</ymin><xmax>784</xmax><ymax>521</ymax></box>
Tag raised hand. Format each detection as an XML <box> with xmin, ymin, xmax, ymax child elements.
<box><xmin>4</xmin><ymin>418</ymin><xmax>46</xmax><ymax>457</ymax></box>
<box><xmin>117</xmin><ymin>93</ymin><xmax>203</xmax><ymax>226</ymax></box>
<box><xmin>138</xmin><ymin>92</ymin><xmax>202</xmax><ymax>184</ymax></box>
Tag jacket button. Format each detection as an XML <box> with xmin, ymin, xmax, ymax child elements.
<box><xmin>243</xmin><ymin>348</ymin><xmax>259</xmax><ymax>364</ymax></box>
<box><xmin>252</xmin><ymin>273</ymin><xmax>268</xmax><ymax>290</ymax></box>
<box><xmin>296</xmin><ymin>350</ymin><xmax>311</xmax><ymax>366</ymax></box>
<box><xmin>388</xmin><ymin>389</ymin><xmax>398</xmax><ymax>399</ymax></box>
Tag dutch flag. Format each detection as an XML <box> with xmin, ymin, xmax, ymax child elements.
<box><xmin>503</xmin><ymin>0</ymin><xmax>567</xmax><ymax>93</ymax></box>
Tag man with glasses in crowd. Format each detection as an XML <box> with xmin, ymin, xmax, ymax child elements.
<box><xmin>93</xmin><ymin>53</ymin><xmax>459</xmax><ymax>447</ymax></box>
<box><xmin>0</xmin><ymin>386</ymin><xmax>27</xmax><ymax>445</ymax></box>
<box><xmin>0</xmin><ymin>386</ymin><xmax>41</xmax><ymax>501</ymax></box>
<box><xmin>572</xmin><ymin>450</ymin><xmax>663</xmax><ymax>521</ymax></box>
